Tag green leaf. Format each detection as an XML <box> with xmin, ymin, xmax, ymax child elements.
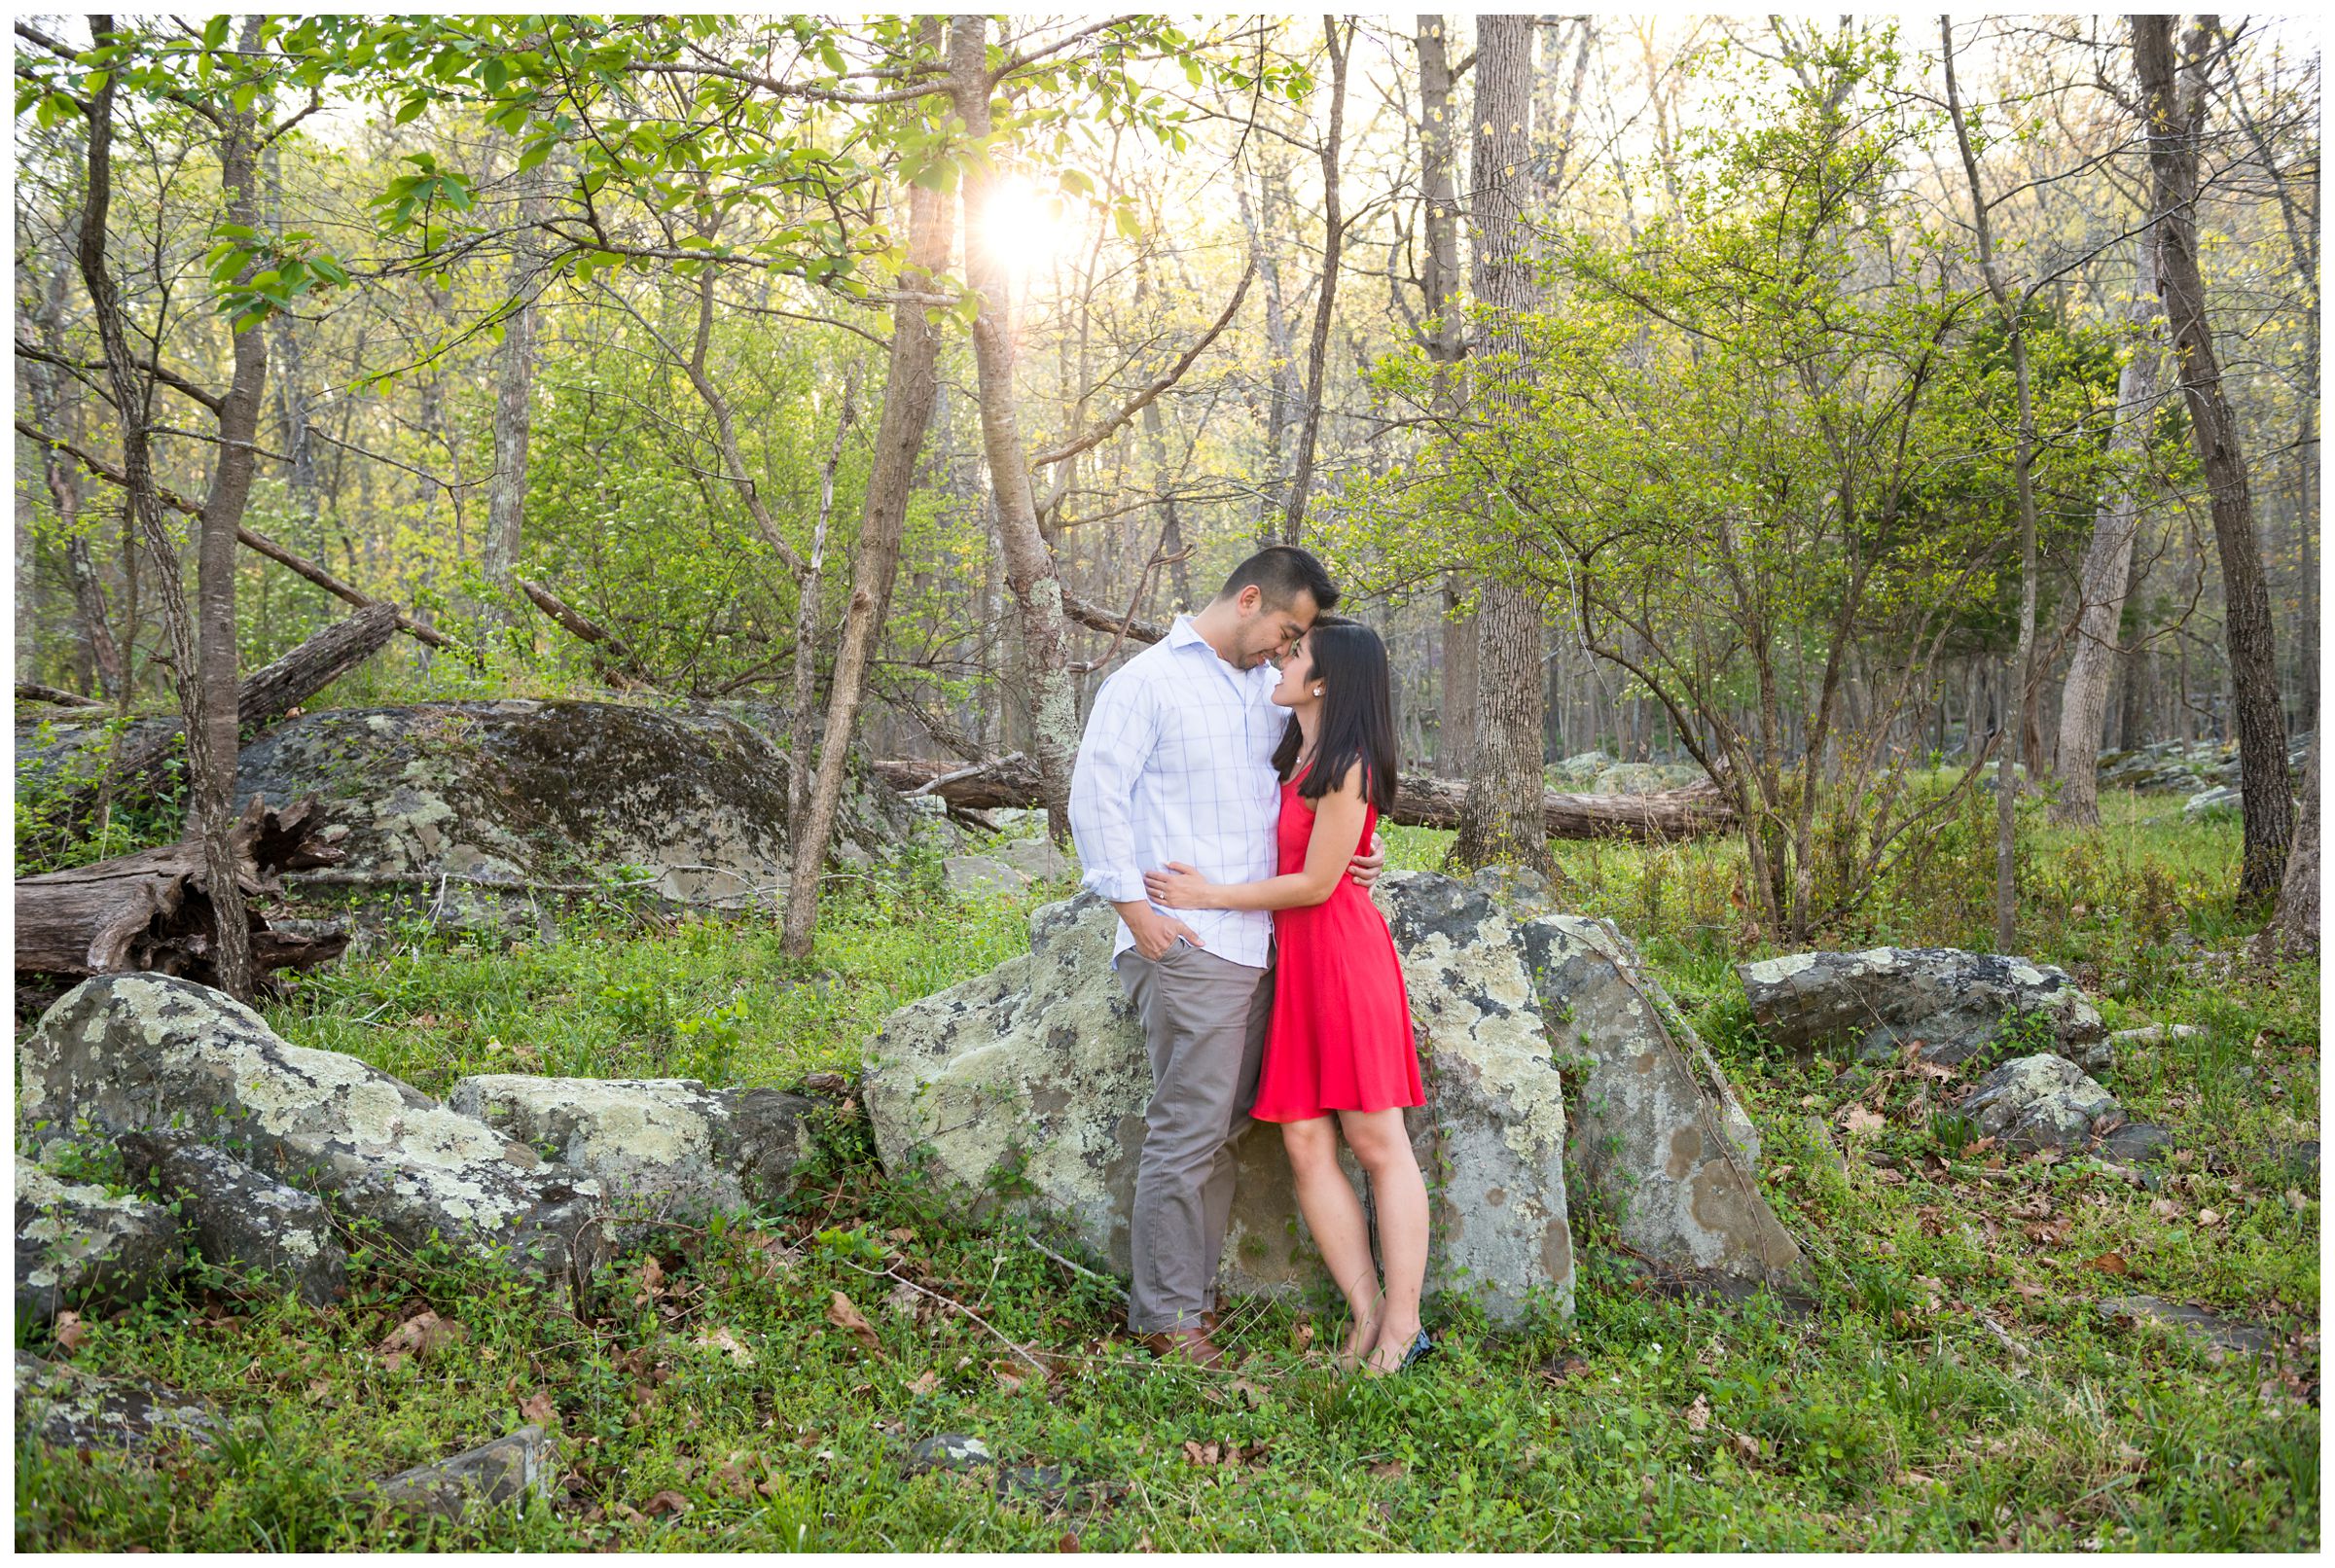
<box><xmin>202</xmin><ymin>15</ymin><xmax>230</xmax><ymax>51</ymax></box>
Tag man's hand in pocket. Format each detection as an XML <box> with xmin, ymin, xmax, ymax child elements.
<box><xmin>1117</xmin><ymin>901</ymin><xmax>1203</xmax><ymax>961</ymax></box>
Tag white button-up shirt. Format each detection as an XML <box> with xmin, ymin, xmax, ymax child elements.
<box><xmin>1068</xmin><ymin>615</ymin><xmax>1286</xmax><ymax>969</ymax></box>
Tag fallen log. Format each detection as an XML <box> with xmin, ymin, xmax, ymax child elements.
<box><xmin>17</xmin><ymin>682</ymin><xmax>105</xmax><ymax>708</ymax></box>
<box><xmin>22</xmin><ymin>601</ymin><xmax>403</xmax><ymax>822</ymax></box>
<box><xmin>16</xmin><ymin>795</ymin><xmax>350</xmax><ymax>989</ymax></box>
<box><xmin>872</xmin><ymin>757</ymin><xmax>1737</xmax><ymax>842</ymax></box>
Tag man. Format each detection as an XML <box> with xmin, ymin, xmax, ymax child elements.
<box><xmin>1068</xmin><ymin>544</ymin><xmax>1383</xmax><ymax>1370</ymax></box>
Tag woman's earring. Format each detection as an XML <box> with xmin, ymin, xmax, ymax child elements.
<box><xmin>1311</xmin><ymin>686</ymin><xmax>1324</xmax><ymax>697</ymax></box>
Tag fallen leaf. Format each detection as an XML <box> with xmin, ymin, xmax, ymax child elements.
<box><xmin>1839</xmin><ymin>1105</ymin><xmax>1886</xmax><ymax>1138</ymax></box>
<box><xmin>1368</xmin><ymin>1458</ymin><xmax>1407</xmax><ymax>1479</ymax></box>
<box><xmin>2198</xmin><ymin>1208</ymin><xmax>2224</xmax><ymax>1228</ymax></box>
<box><xmin>2286</xmin><ymin>1189</ymin><xmax>2309</xmax><ymax>1209</ymax></box>
<box><xmin>2026</xmin><ymin>1217</ymin><xmax>2073</xmax><ymax>1248</ymax></box>
<box><xmin>1059</xmin><ymin>1533</ymin><xmax>1082</xmax><ymax>1552</ymax></box>
<box><xmin>642</xmin><ymin>1489</ymin><xmax>689</xmax><ymax>1517</ymax></box>
<box><xmin>694</xmin><ymin>1326</ymin><xmax>756</xmax><ymax>1367</ymax></box>
<box><xmin>1184</xmin><ymin>1440</ymin><xmax>1219</xmax><ymax>1467</ymax></box>
<box><xmin>2012</xmin><ymin>1281</ymin><xmax>2050</xmax><ymax>1301</ymax></box>
<box><xmin>1134</xmin><ymin>1534</ymin><xmax>1158</xmax><ymax>1552</ymax></box>
<box><xmin>1291</xmin><ymin>1320</ymin><xmax>1316</xmax><ymax>1354</ymax></box>
<box><xmin>1910</xmin><ymin>1058</ymin><xmax>1956</xmax><ymax>1083</ymax></box>
<box><xmin>885</xmin><ymin>1279</ymin><xmax>923</xmax><ymax>1321</ymax></box>
<box><xmin>1683</xmin><ymin>1393</ymin><xmax>1710</xmax><ymax>1433</ymax></box>
<box><xmin>827</xmin><ymin>1291</ymin><xmax>882</xmax><ymax>1355</ymax></box>
<box><xmin>1898</xmin><ymin>1469</ymin><xmax>1943</xmax><ymax>1489</ymax></box>
<box><xmin>53</xmin><ymin>1311</ymin><xmax>87</xmax><ymax>1355</ymax></box>
<box><xmin>520</xmin><ymin>1388</ymin><xmax>557</xmax><ymax>1425</ymax></box>
<box><xmin>993</xmin><ymin>1364</ymin><xmax>1027</xmax><ymax>1394</ymax></box>
<box><xmin>377</xmin><ymin>1309</ymin><xmax>465</xmax><ymax>1371</ymax></box>
<box><xmin>906</xmin><ymin>1371</ymin><xmax>940</xmax><ymax>1396</ymax></box>
<box><xmin>2085</xmin><ymin>1252</ymin><xmax>2131</xmax><ymax>1276</ymax></box>
<box><xmin>2152</xmin><ymin>1196</ymin><xmax>2185</xmax><ymax>1221</ymax></box>
<box><xmin>1728</xmin><ymin>1430</ymin><xmax>1762</xmax><ymax>1463</ymax></box>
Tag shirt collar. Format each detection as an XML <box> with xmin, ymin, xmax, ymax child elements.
<box><xmin>1167</xmin><ymin>613</ymin><xmax>1273</xmax><ymax>694</ymax></box>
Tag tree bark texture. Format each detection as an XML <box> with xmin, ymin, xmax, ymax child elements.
<box><xmin>75</xmin><ymin>17</ymin><xmax>253</xmax><ymax>999</ymax></box>
<box><xmin>1418</xmin><ymin>17</ymin><xmax>1477</xmax><ymax>773</ymax></box>
<box><xmin>1280</xmin><ymin>15</ymin><xmax>1349</xmax><ymax>543</ymax></box>
<box><xmin>2258</xmin><ymin>733</ymin><xmax>2317</xmax><ymax>960</ymax></box>
<box><xmin>481</xmin><ymin>187</ymin><xmax>542</xmax><ymax>626</ymax></box>
<box><xmin>781</xmin><ymin>16</ymin><xmax>956</xmax><ymax>957</ymax></box>
<box><xmin>950</xmin><ymin>14</ymin><xmax>1083</xmax><ymax>839</ymax></box>
<box><xmin>16</xmin><ymin>796</ymin><xmax>347</xmax><ymax>990</ymax></box>
<box><xmin>2133</xmin><ymin>13</ymin><xmax>2293</xmax><ymax>906</ymax></box>
<box><xmin>1450</xmin><ymin>14</ymin><xmax>1555</xmax><ymax>875</ymax></box>
<box><xmin>873</xmin><ymin>755</ymin><xmax>1734</xmax><ymax>841</ymax></box>
<box><xmin>2052</xmin><ymin>288</ymin><xmax>2166</xmax><ymax>826</ymax></box>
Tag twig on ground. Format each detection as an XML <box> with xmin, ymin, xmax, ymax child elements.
<box><xmin>845</xmin><ymin>1259</ymin><xmax>1050</xmax><ymax>1377</ymax></box>
<box><xmin>1025</xmin><ymin>1235</ymin><xmax>1130</xmax><ymax>1302</ymax></box>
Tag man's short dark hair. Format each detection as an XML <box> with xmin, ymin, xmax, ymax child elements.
<box><xmin>1217</xmin><ymin>544</ymin><xmax>1339</xmax><ymax>615</ymax></box>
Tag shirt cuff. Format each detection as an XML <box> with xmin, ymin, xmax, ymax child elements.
<box><xmin>1082</xmin><ymin>868</ymin><xmax>1147</xmax><ymax>905</ymax></box>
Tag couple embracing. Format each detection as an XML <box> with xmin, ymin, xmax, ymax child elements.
<box><xmin>1067</xmin><ymin>545</ymin><xmax>1429</xmax><ymax>1377</ymax></box>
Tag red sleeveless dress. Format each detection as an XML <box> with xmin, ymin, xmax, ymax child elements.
<box><xmin>1249</xmin><ymin>771</ymin><xmax>1423</xmax><ymax>1123</ymax></box>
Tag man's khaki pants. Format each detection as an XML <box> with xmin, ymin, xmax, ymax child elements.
<box><xmin>1113</xmin><ymin>940</ymin><xmax>1275</xmax><ymax>1334</ymax></box>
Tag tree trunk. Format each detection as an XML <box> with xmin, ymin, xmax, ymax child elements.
<box><xmin>481</xmin><ymin>192</ymin><xmax>541</xmax><ymax>627</ymax></box>
<box><xmin>1450</xmin><ymin>14</ymin><xmax>1554</xmax><ymax>875</ymax></box>
<box><xmin>2133</xmin><ymin>14</ymin><xmax>2293</xmax><ymax>906</ymax></box>
<box><xmin>2258</xmin><ymin>734</ymin><xmax>2317</xmax><ymax>960</ymax></box>
<box><xmin>2052</xmin><ymin>288</ymin><xmax>2166</xmax><ymax>826</ymax></box>
<box><xmin>1281</xmin><ymin>16</ymin><xmax>1349</xmax><ymax>542</ymax></box>
<box><xmin>76</xmin><ymin>17</ymin><xmax>255</xmax><ymax>1000</ymax></box>
<box><xmin>1943</xmin><ymin>16</ymin><xmax>2039</xmax><ymax>954</ymax></box>
<box><xmin>783</xmin><ymin>374</ymin><xmax>859</xmax><ymax>832</ymax></box>
<box><xmin>1419</xmin><ymin>17</ymin><xmax>1477</xmax><ymax>774</ymax></box>
<box><xmin>950</xmin><ymin>15</ymin><xmax>1083</xmax><ymax>837</ymax></box>
<box><xmin>780</xmin><ymin>18</ymin><xmax>956</xmax><ymax>958</ymax></box>
<box><xmin>15</xmin><ymin>796</ymin><xmax>348</xmax><ymax>991</ymax></box>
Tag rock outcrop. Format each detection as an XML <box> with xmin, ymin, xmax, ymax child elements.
<box><xmin>865</xmin><ymin>871</ymin><xmax>1800</xmax><ymax>1322</ymax></box>
<box><xmin>19</xmin><ymin>976</ymin><xmax>608</xmax><ymax>1286</ymax></box>
<box><xmin>1498</xmin><ymin>893</ymin><xmax>1799</xmax><ymax>1297</ymax></box>
<box><xmin>15</xmin><ymin>1350</ymin><xmax>223</xmax><ymax>1451</ymax></box>
<box><xmin>15</xmin><ymin>1158</ymin><xmax>183</xmax><ymax>1328</ymax></box>
<box><xmin>234</xmin><ymin>698</ymin><xmax>915</xmax><ymax>910</ymax></box>
<box><xmin>118</xmin><ymin>1128</ymin><xmax>348</xmax><ymax>1305</ymax></box>
<box><xmin>371</xmin><ymin>1425</ymin><xmax>559</xmax><ymax>1519</ymax></box>
<box><xmin>1738</xmin><ymin>947</ymin><xmax>2108</xmax><ymax>1071</ymax></box>
<box><xmin>446</xmin><ymin>1076</ymin><xmax>810</xmax><ymax>1245</ymax></box>
<box><xmin>1958</xmin><ymin>1053</ymin><xmax>2121</xmax><ymax>1154</ymax></box>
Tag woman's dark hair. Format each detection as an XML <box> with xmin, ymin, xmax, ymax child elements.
<box><xmin>1271</xmin><ymin>621</ymin><xmax>1398</xmax><ymax>813</ymax></box>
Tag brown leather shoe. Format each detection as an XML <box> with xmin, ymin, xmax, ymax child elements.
<box><xmin>1136</xmin><ymin>1327</ymin><xmax>1230</xmax><ymax>1371</ymax></box>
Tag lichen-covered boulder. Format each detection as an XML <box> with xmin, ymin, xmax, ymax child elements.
<box><xmin>942</xmin><ymin>855</ymin><xmax>1027</xmax><ymax>898</ymax></box>
<box><xmin>16</xmin><ymin>1351</ymin><xmax>223</xmax><ymax>1452</ymax></box>
<box><xmin>1592</xmin><ymin>763</ymin><xmax>1673</xmax><ymax>797</ymax></box>
<box><xmin>446</xmin><ymin>1077</ymin><xmax>810</xmax><ymax>1244</ymax></box>
<box><xmin>15</xmin><ymin>1158</ymin><xmax>183</xmax><ymax>1328</ymax></box>
<box><xmin>1738</xmin><ymin>946</ymin><xmax>2108</xmax><ymax>1071</ymax></box>
<box><xmin>234</xmin><ymin>698</ymin><xmax>913</xmax><ymax>909</ymax></box>
<box><xmin>118</xmin><ymin>1128</ymin><xmax>347</xmax><ymax>1306</ymax></box>
<box><xmin>371</xmin><ymin>1425</ymin><xmax>559</xmax><ymax>1519</ymax></box>
<box><xmin>18</xmin><ymin>976</ymin><xmax>608</xmax><ymax>1286</ymax></box>
<box><xmin>1498</xmin><ymin>897</ymin><xmax>1802</xmax><ymax>1298</ymax></box>
<box><xmin>1958</xmin><ymin>1053</ymin><xmax>2121</xmax><ymax>1154</ymax></box>
<box><xmin>866</xmin><ymin>875</ymin><xmax>1573</xmax><ymax>1322</ymax></box>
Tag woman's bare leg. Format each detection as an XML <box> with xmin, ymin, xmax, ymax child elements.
<box><xmin>1339</xmin><ymin>1108</ymin><xmax>1429</xmax><ymax>1373</ymax></box>
<box><xmin>1280</xmin><ymin>1116</ymin><xmax>1383</xmax><ymax>1369</ymax></box>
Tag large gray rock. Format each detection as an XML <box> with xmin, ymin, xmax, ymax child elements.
<box><xmin>446</xmin><ymin>1077</ymin><xmax>810</xmax><ymax>1244</ymax></box>
<box><xmin>233</xmin><ymin>698</ymin><xmax>913</xmax><ymax>910</ymax></box>
<box><xmin>15</xmin><ymin>1158</ymin><xmax>183</xmax><ymax>1328</ymax></box>
<box><xmin>119</xmin><ymin>1127</ymin><xmax>347</xmax><ymax>1305</ymax></box>
<box><xmin>2098</xmin><ymin>1296</ymin><xmax>2279</xmax><ymax>1358</ymax></box>
<box><xmin>866</xmin><ymin>874</ymin><xmax>1572</xmax><ymax>1322</ymax></box>
<box><xmin>994</xmin><ymin>835</ymin><xmax>1072</xmax><ymax>880</ymax></box>
<box><xmin>1592</xmin><ymin>763</ymin><xmax>1673</xmax><ymax>797</ymax></box>
<box><xmin>865</xmin><ymin>871</ymin><xmax>1799</xmax><ymax>1321</ymax></box>
<box><xmin>1738</xmin><ymin>946</ymin><xmax>2108</xmax><ymax>1071</ymax></box>
<box><xmin>16</xmin><ymin>1351</ymin><xmax>223</xmax><ymax>1452</ymax></box>
<box><xmin>1502</xmin><ymin>899</ymin><xmax>1802</xmax><ymax>1297</ymax></box>
<box><xmin>372</xmin><ymin>1425</ymin><xmax>559</xmax><ymax>1519</ymax></box>
<box><xmin>1958</xmin><ymin>1053</ymin><xmax>2120</xmax><ymax>1154</ymax></box>
<box><xmin>942</xmin><ymin>855</ymin><xmax>1027</xmax><ymax>898</ymax></box>
<box><xmin>19</xmin><ymin>976</ymin><xmax>609</xmax><ymax>1287</ymax></box>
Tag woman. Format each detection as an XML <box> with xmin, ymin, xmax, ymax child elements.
<box><xmin>1145</xmin><ymin>622</ymin><xmax>1431</xmax><ymax>1376</ymax></box>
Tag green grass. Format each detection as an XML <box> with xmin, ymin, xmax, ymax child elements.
<box><xmin>15</xmin><ymin>790</ymin><xmax>2318</xmax><ymax>1550</ymax></box>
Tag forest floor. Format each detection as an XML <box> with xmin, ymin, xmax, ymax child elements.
<box><xmin>15</xmin><ymin>786</ymin><xmax>2319</xmax><ymax>1550</ymax></box>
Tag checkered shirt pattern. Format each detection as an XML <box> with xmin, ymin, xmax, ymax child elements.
<box><xmin>1068</xmin><ymin>616</ymin><xmax>1287</xmax><ymax>970</ymax></box>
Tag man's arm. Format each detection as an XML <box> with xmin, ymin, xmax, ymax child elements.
<box><xmin>1067</xmin><ymin>669</ymin><xmax>1200</xmax><ymax>959</ymax></box>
